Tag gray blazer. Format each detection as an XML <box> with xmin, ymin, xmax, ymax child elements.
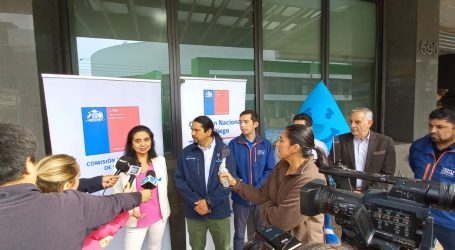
<box><xmin>329</xmin><ymin>131</ymin><xmax>396</xmax><ymax>191</ymax></box>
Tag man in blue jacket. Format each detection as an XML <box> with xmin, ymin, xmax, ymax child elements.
<box><xmin>409</xmin><ymin>107</ymin><xmax>455</xmax><ymax>249</ymax></box>
<box><xmin>174</xmin><ymin>116</ymin><xmax>234</xmax><ymax>250</ymax></box>
<box><xmin>228</xmin><ymin>110</ymin><xmax>275</xmax><ymax>250</ymax></box>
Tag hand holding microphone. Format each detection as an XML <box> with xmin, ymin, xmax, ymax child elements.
<box><xmin>218</xmin><ymin>171</ymin><xmax>237</xmax><ymax>187</ymax></box>
<box><xmin>114</xmin><ymin>156</ymin><xmax>140</xmax><ymax>188</ymax></box>
<box><xmin>139</xmin><ymin>189</ymin><xmax>153</xmax><ymax>203</ymax></box>
<box><xmin>218</xmin><ymin>147</ymin><xmax>231</xmax><ymax>188</ymax></box>
<box><xmin>100</xmin><ymin>156</ymin><xmax>133</xmax><ymax>195</ymax></box>
<box><xmin>101</xmin><ymin>175</ymin><xmax>119</xmax><ymax>188</ymax></box>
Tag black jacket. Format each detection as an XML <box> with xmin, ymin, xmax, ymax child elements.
<box><xmin>78</xmin><ymin>176</ymin><xmax>103</xmax><ymax>193</ymax></box>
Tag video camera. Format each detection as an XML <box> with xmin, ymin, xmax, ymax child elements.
<box><xmin>301</xmin><ymin>165</ymin><xmax>455</xmax><ymax>250</ymax></box>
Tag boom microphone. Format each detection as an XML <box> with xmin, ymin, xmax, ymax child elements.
<box><xmin>141</xmin><ymin>170</ymin><xmax>158</xmax><ymax>190</ymax></box>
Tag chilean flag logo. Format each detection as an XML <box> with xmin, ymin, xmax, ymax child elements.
<box><xmin>203</xmin><ymin>90</ymin><xmax>229</xmax><ymax>115</ymax></box>
<box><xmin>81</xmin><ymin>106</ymin><xmax>139</xmax><ymax>156</ymax></box>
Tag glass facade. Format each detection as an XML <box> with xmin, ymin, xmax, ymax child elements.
<box><xmin>65</xmin><ymin>3</ymin><xmax>379</xmax><ymax>247</ymax></box>
<box><xmin>328</xmin><ymin>0</ymin><xmax>377</xmax><ymax>120</ymax></box>
<box><xmin>0</xmin><ymin>1</ymin><xmax>45</xmax><ymax>157</ymax></box>
<box><xmin>178</xmin><ymin>0</ymin><xmax>255</xmax><ymax>109</ymax></box>
<box><xmin>66</xmin><ymin>0</ymin><xmax>379</xmax><ymax>148</ymax></box>
<box><xmin>262</xmin><ymin>0</ymin><xmax>322</xmax><ymax>143</ymax></box>
<box><xmin>68</xmin><ymin>0</ymin><xmax>173</xmax><ymax>153</ymax></box>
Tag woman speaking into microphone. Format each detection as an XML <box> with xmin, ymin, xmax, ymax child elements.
<box><xmin>113</xmin><ymin>125</ymin><xmax>170</xmax><ymax>250</ymax></box>
<box><xmin>219</xmin><ymin>124</ymin><xmax>326</xmax><ymax>245</ymax></box>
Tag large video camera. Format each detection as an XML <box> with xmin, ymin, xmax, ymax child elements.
<box><xmin>301</xmin><ymin>165</ymin><xmax>455</xmax><ymax>250</ymax></box>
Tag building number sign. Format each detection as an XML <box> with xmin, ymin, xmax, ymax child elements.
<box><xmin>419</xmin><ymin>41</ymin><xmax>438</xmax><ymax>55</ymax></box>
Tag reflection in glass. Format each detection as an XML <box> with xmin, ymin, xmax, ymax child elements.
<box><xmin>0</xmin><ymin>8</ymin><xmax>45</xmax><ymax>156</ymax></box>
<box><xmin>262</xmin><ymin>0</ymin><xmax>322</xmax><ymax>143</ymax></box>
<box><xmin>178</xmin><ymin>0</ymin><xmax>255</xmax><ymax>109</ymax></box>
<box><xmin>68</xmin><ymin>0</ymin><xmax>172</xmax><ymax>153</ymax></box>
<box><xmin>328</xmin><ymin>0</ymin><xmax>377</xmax><ymax>120</ymax></box>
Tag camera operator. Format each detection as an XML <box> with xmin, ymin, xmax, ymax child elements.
<box><xmin>409</xmin><ymin>107</ymin><xmax>455</xmax><ymax>249</ymax></box>
<box><xmin>219</xmin><ymin>124</ymin><xmax>326</xmax><ymax>245</ymax></box>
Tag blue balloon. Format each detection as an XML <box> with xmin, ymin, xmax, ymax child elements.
<box><xmin>298</xmin><ymin>81</ymin><xmax>350</xmax><ymax>151</ymax></box>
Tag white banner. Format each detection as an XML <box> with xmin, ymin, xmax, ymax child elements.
<box><xmin>180</xmin><ymin>77</ymin><xmax>247</xmax><ymax>148</ymax></box>
<box><xmin>42</xmin><ymin>74</ymin><xmax>164</xmax><ymax>179</ymax></box>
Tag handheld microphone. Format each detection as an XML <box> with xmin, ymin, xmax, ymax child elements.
<box><xmin>126</xmin><ymin>159</ymin><xmax>140</xmax><ymax>188</ymax></box>
<box><xmin>114</xmin><ymin>156</ymin><xmax>134</xmax><ymax>175</ymax></box>
<box><xmin>218</xmin><ymin>147</ymin><xmax>230</xmax><ymax>187</ymax></box>
<box><xmin>141</xmin><ymin>170</ymin><xmax>158</xmax><ymax>190</ymax></box>
<box><xmin>332</xmin><ymin>136</ymin><xmax>340</xmax><ymax>164</ymax></box>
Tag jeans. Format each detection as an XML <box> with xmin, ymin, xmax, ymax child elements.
<box><xmin>233</xmin><ymin>203</ymin><xmax>264</xmax><ymax>250</ymax></box>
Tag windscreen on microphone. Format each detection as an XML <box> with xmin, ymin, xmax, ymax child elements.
<box><xmin>114</xmin><ymin>156</ymin><xmax>134</xmax><ymax>175</ymax></box>
<box><xmin>141</xmin><ymin>170</ymin><xmax>157</xmax><ymax>190</ymax></box>
<box><xmin>221</xmin><ymin>147</ymin><xmax>230</xmax><ymax>159</ymax></box>
<box><xmin>146</xmin><ymin>170</ymin><xmax>156</xmax><ymax>177</ymax></box>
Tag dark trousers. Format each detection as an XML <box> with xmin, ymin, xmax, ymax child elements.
<box><xmin>233</xmin><ymin>203</ymin><xmax>264</xmax><ymax>250</ymax></box>
<box><xmin>434</xmin><ymin>224</ymin><xmax>455</xmax><ymax>250</ymax></box>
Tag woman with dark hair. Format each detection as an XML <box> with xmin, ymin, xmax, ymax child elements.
<box><xmin>220</xmin><ymin>124</ymin><xmax>326</xmax><ymax>245</ymax></box>
<box><xmin>113</xmin><ymin>125</ymin><xmax>170</xmax><ymax>250</ymax></box>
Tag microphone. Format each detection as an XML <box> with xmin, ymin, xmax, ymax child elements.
<box><xmin>332</xmin><ymin>136</ymin><xmax>340</xmax><ymax>164</ymax></box>
<box><xmin>125</xmin><ymin>159</ymin><xmax>140</xmax><ymax>188</ymax></box>
<box><xmin>114</xmin><ymin>156</ymin><xmax>134</xmax><ymax>175</ymax></box>
<box><xmin>218</xmin><ymin>147</ymin><xmax>230</xmax><ymax>187</ymax></box>
<box><xmin>141</xmin><ymin>170</ymin><xmax>158</xmax><ymax>190</ymax></box>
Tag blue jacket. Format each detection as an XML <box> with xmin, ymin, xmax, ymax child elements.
<box><xmin>409</xmin><ymin>134</ymin><xmax>455</xmax><ymax>230</ymax></box>
<box><xmin>174</xmin><ymin>135</ymin><xmax>235</xmax><ymax>220</ymax></box>
<box><xmin>228</xmin><ymin>134</ymin><xmax>275</xmax><ymax>205</ymax></box>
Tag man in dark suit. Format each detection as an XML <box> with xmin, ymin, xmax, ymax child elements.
<box><xmin>329</xmin><ymin>107</ymin><xmax>396</xmax><ymax>191</ymax></box>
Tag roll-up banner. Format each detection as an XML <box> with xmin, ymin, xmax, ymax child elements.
<box><xmin>42</xmin><ymin>74</ymin><xmax>164</xmax><ymax>179</ymax></box>
<box><xmin>180</xmin><ymin>76</ymin><xmax>247</xmax><ymax>148</ymax></box>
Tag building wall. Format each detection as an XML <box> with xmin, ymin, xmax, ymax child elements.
<box><xmin>383</xmin><ymin>0</ymin><xmax>439</xmax><ymax>142</ymax></box>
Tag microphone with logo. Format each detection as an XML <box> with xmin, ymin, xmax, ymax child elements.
<box><xmin>114</xmin><ymin>156</ymin><xmax>134</xmax><ymax>175</ymax></box>
<box><xmin>101</xmin><ymin>156</ymin><xmax>136</xmax><ymax>195</ymax></box>
<box><xmin>125</xmin><ymin>158</ymin><xmax>141</xmax><ymax>188</ymax></box>
<box><xmin>218</xmin><ymin>147</ymin><xmax>230</xmax><ymax>188</ymax></box>
<box><xmin>141</xmin><ymin>170</ymin><xmax>158</xmax><ymax>190</ymax></box>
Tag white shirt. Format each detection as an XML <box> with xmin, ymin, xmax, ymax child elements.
<box><xmin>353</xmin><ymin>132</ymin><xmax>370</xmax><ymax>189</ymax></box>
<box><xmin>198</xmin><ymin>137</ymin><xmax>216</xmax><ymax>191</ymax></box>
